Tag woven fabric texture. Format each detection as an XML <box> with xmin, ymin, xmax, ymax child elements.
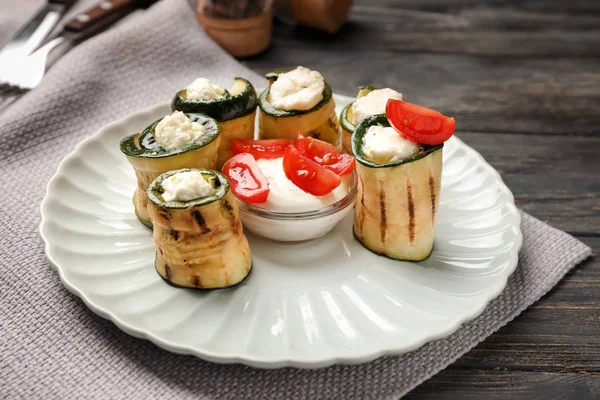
<box><xmin>0</xmin><ymin>0</ymin><xmax>592</xmax><ymax>399</ymax></box>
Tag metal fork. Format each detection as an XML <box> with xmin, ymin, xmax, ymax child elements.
<box><xmin>0</xmin><ymin>84</ymin><xmax>27</xmax><ymax>115</ymax></box>
<box><xmin>0</xmin><ymin>36</ymin><xmax>64</xmax><ymax>91</ymax></box>
<box><xmin>0</xmin><ymin>0</ymin><xmax>153</xmax><ymax>115</ymax></box>
<box><xmin>0</xmin><ymin>37</ymin><xmax>62</xmax><ymax>114</ymax></box>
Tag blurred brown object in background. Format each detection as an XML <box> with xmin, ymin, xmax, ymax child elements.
<box><xmin>194</xmin><ymin>0</ymin><xmax>352</xmax><ymax>57</ymax></box>
<box><xmin>195</xmin><ymin>0</ymin><xmax>273</xmax><ymax>57</ymax></box>
<box><xmin>276</xmin><ymin>0</ymin><xmax>352</xmax><ymax>34</ymax></box>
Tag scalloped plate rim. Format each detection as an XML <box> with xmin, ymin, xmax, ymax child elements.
<box><xmin>39</xmin><ymin>97</ymin><xmax>522</xmax><ymax>369</ymax></box>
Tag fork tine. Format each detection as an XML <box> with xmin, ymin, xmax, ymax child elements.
<box><xmin>0</xmin><ymin>80</ymin><xmax>25</xmax><ymax>115</ymax></box>
<box><xmin>0</xmin><ymin>95</ymin><xmax>18</xmax><ymax>115</ymax></box>
<box><xmin>0</xmin><ymin>82</ymin><xmax>24</xmax><ymax>96</ymax></box>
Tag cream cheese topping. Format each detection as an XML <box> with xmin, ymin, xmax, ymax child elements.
<box><xmin>161</xmin><ymin>170</ymin><xmax>215</xmax><ymax>202</ymax></box>
<box><xmin>362</xmin><ymin>125</ymin><xmax>417</xmax><ymax>164</ymax></box>
<box><xmin>154</xmin><ymin>111</ymin><xmax>205</xmax><ymax>151</ymax></box>
<box><xmin>268</xmin><ymin>66</ymin><xmax>325</xmax><ymax>111</ymax></box>
<box><xmin>185</xmin><ymin>78</ymin><xmax>226</xmax><ymax>101</ymax></box>
<box><xmin>351</xmin><ymin>88</ymin><xmax>403</xmax><ymax>125</ymax></box>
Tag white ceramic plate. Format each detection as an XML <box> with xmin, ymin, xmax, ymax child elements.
<box><xmin>40</xmin><ymin>94</ymin><xmax>522</xmax><ymax>368</ymax></box>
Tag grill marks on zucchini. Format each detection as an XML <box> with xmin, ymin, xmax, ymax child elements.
<box><xmin>120</xmin><ymin>114</ymin><xmax>222</xmax><ymax>228</ymax></box>
<box><xmin>351</xmin><ymin>114</ymin><xmax>443</xmax><ymax>261</ymax></box>
<box><xmin>357</xmin><ymin>175</ymin><xmax>367</xmax><ymax>237</ymax></box>
<box><xmin>221</xmin><ymin>200</ymin><xmax>238</xmax><ymax>232</ymax></box>
<box><xmin>222</xmin><ymin>200</ymin><xmax>233</xmax><ymax>212</ymax></box>
<box><xmin>406</xmin><ymin>180</ymin><xmax>416</xmax><ymax>245</ymax></box>
<box><xmin>379</xmin><ymin>182</ymin><xmax>387</xmax><ymax>244</ymax></box>
<box><xmin>147</xmin><ymin>169</ymin><xmax>252</xmax><ymax>290</ymax></box>
<box><xmin>429</xmin><ymin>173</ymin><xmax>437</xmax><ymax>224</ymax></box>
<box><xmin>192</xmin><ymin>210</ymin><xmax>211</xmax><ymax>234</ymax></box>
<box><xmin>192</xmin><ymin>275</ymin><xmax>201</xmax><ymax>287</ymax></box>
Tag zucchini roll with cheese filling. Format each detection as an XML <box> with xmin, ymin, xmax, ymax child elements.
<box><xmin>258</xmin><ymin>66</ymin><xmax>341</xmax><ymax>147</ymax></box>
<box><xmin>147</xmin><ymin>168</ymin><xmax>252</xmax><ymax>289</ymax></box>
<box><xmin>120</xmin><ymin>112</ymin><xmax>221</xmax><ymax>228</ymax></box>
<box><xmin>172</xmin><ymin>77</ymin><xmax>258</xmax><ymax>169</ymax></box>
<box><xmin>352</xmin><ymin>114</ymin><xmax>443</xmax><ymax>261</ymax></box>
<box><xmin>339</xmin><ymin>86</ymin><xmax>403</xmax><ymax>154</ymax></box>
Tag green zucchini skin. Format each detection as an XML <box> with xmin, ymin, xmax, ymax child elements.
<box><xmin>264</xmin><ymin>71</ymin><xmax>283</xmax><ymax>85</ymax></box>
<box><xmin>352</xmin><ymin>114</ymin><xmax>443</xmax><ymax>168</ymax></box>
<box><xmin>351</xmin><ymin>230</ymin><xmax>432</xmax><ymax>262</ymax></box>
<box><xmin>119</xmin><ymin>113</ymin><xmax>221</xmax><ymax>159</ymax></box>
<box><xmin>357</xmin><ymin>86</ymin><xmax>376</xmax><ymax>97</ymax></box>
<box><xmin>147</xmin><ymin>168</ymin><xmax>252</xmax><ymax>290</ymax></box>
<box><xmin>339</xmin><ymin>86</ymin><xmax>381</xmax><ymax>135</ymax></box>
<box><xmin>156</xmin><ymin>262</ymin><xmax>253</xmax><ymax>291</ymax></box>
<box><xmin>340</xmin><ymin>86</ymin><xmax>377</xmax><ymax>153</ymax></box>
<box><xmin>135</xmin><ymin>209</ymin><xmax>154</xmax><ymax>230</ymax></box>
<box><xmin>339</xmin><ymin>102</ymin><xmax>356</xmax><ymax>133</ymax></box>
<box><xmin>352</xmin><ymin>113</ymin><xmax>443</xmax><ymax>262</ymax></box>
<box><xmin>258</xmin><ymin>80</ymin><xmax>333</xmax><ymax>118</ymax></box>
<box><xmin>120</xmin><ymin>114</ymin><xmax>222</xmax><ymax>229</ymax></box>
<box><xmin>147</xmin><ymin>168</ymin><xmax>229</xmax><ymax>209</ymax></box>
<box><xmin>171</xmin><ymin>77</ymin><xmax>258</xmax><ymax>122</ymax></box>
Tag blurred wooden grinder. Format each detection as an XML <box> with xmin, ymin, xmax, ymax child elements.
<box><xmin>195</xmin><ymin>0</ymin><xmax>353</xmax><ymax>57</ymax></box>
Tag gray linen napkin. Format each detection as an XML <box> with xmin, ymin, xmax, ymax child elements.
<box><xmin>0</xmin><ymin>0</ymin><xmax>593</xmax><ymax>398</ymax></box>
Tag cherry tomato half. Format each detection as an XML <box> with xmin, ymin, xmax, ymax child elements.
<box><xmin>385</xmin><ymin>98</ymin><xmax>456</xmax><ymax>145</ymax></box>
<box><xmin>221</xmin><ymin>153</ymin><xmax>270</xmax><ymax>203</ymax></box>
<box><xmin>282</xmin><ymin>145</ymin><xmax>341</xmax><ymax>196</ymax></box>
<box><xmin>231</xmin><ymin>139</ymin><xmax>294</xmax><ymax>159</ymax></box>
<box><xmin>295</xmin><ymin>135</ymin><xmax>355</xmax><ymax>176</ymax></box>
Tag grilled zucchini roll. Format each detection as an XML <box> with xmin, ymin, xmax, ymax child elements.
<box><xmin>120</xmin><ymin>112</ymin><xmax>221</xmax><ymax>228</ymax></box>
<box><xmin>257</xmin><ymin>66</ymin><xmax>341</xmax><ymax>147</ymax></box>
<box><xmin>352</xmin><ymin>114</ymin><xmax>442</xmax><ymax>261</ymax></box>
<box><xmin>172</xmin><ymin>77</ymin><xmax>258</xmax><ymax>169</ymax></box>
<box><xmin>340</xmin><ymin>86</ymin><xmax>403</xmax><ymax>154</ymax></box>
<box><xmin>147</xmin><ymin>168</ymin><xmax>252</xmax><ymax>289</ymax></box>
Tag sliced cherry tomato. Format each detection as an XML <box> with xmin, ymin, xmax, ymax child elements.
<box><xmin>221</xmin><ymin>153</ymin><xmax>270</xmax><ymax>203</ymax></box>
<box><xmin>295</xmin><ymin>135</ymin><xmax>355</xmax><ymax>176</ymax></box>
<box><xmin>231</xmin><ymin>139</ymin><xmax>294</xmax><ymax>159</ymax></box>
<box><xmin>385</xmin><ymin>98</ymin><xmax>456</xmax><ymax>145</ymax></box>
<box><xmin>283</xmin><ymin>145</ymin><xmax>341</xmax><ymax>196</ymax></box>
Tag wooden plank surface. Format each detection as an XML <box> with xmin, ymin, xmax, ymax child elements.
<box><xmin>245</xmin><ymin>47</ymin><xmax>600</xmax><ymax>136</ymax></box>
<box><xmin>405</xmin><ymin>369</ymin><xmax>600</xmax><ymax>400</ymax></box>
<box><xmin>244</xmin><ymin>0</ymin><xmax>600</xmax><ymax>398</ymax></box>
<box><xmin>244</xmin><ymin>2</ymin><xmax>600</xmax><ymax>135</ymax></box>
<box><xmin>451</xmin><ymin>238</ymin><xmax>600</xmax><ymax>371</ymax></box>
<box><xmin>403</xmin><ymin>240</ymin><xmax>600</xmax><ymax>399</ymax></box>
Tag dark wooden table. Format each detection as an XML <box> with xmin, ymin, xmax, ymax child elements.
<box><xmin>244</xmin><ymin>1</ymin><xmax>600</xmax><ymax>398</ymax></box>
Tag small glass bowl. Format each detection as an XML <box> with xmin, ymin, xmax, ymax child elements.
<box><xmin>236</xmin><ymin>173</ymin><xmax>358</xmax><ymax>242</ymax></box>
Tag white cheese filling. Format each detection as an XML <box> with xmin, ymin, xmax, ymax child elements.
<box><xmin>185</xmin><ymin>78</ymin><xmax>226</xmax><ymax>101</ymax></box>
<box><xmin>255</xmin><ymin>157</ymin><xmax>352</xmax><ymax>212</ymax></box>
<box><xmin>362</xmin><ymin>125</ymin><xmax>417</xmax><ymax>164</ymax></box>
<box><xmin>161</xmin><ymin>170</ymin><xmax>215</xmax><ymax>202</ymax></box>
<box><xmin>154</xmin><ymin>111</ymin><xmax>205</xmax><ymax>151</ymax></box>
<box><xmin>351</xmin><ymin>88</ymin><xmax>404</xmax><ymax>125</ymax></box>
<box><xmin>268</xmin><ymin>66</ymin><xmax>325</xmax><ymax>111</ymax></box>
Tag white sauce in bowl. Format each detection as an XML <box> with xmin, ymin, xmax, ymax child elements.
<box><xmin>235</xmin><ymin>157</ymin><xmax>356</xmax><ymax>242</ymax></box>
<box><xmin>256</xmin><ymin>157</ymin><xmax>352</xmax><ymax>212</ymax></box>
